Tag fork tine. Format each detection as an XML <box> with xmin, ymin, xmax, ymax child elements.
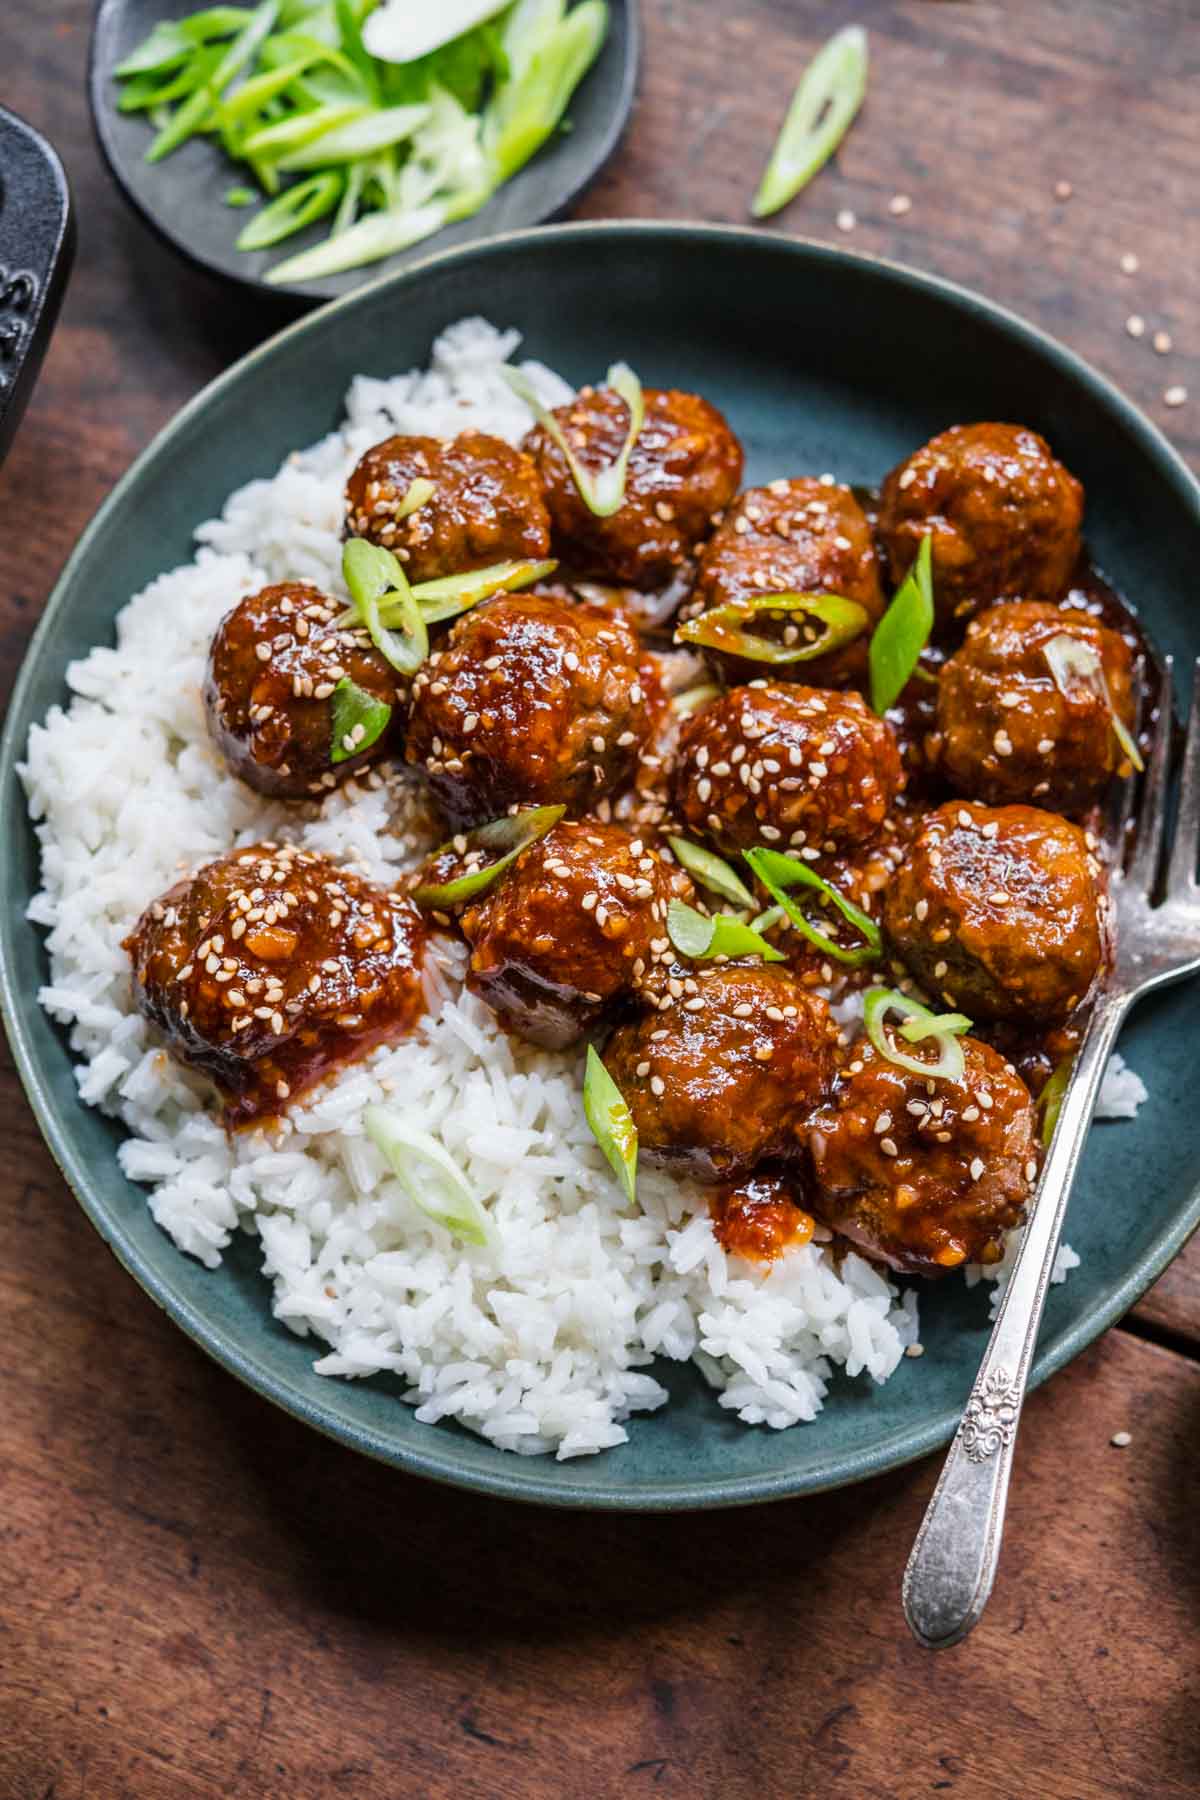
<box><xmin>1166</xmin><ymin>657</ymin><xmax>1200</xmax><ymax>897</ymax></box>
<box><xmin>1126</xmin><ymin>655</ymin><xmax>1174</xmax><ymax>894</ymax></box>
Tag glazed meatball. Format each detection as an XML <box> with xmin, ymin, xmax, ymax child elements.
<box><xmin>674</xmin><ymin>684</ymin><xmax>903</xmax><ymax>859</ymax></box>
<box><xmin>523</xmin><ymin>383</ymin><xmax>743</xmax><ymax>588</ymax></box>
<box><xmin>809</xmin><ymin>1035</ymin><xmax>1037</xmax><ymax>1275</ymax></box>
<box><xmin>204</xmin><ymin>583</ymin><xmax>402</xmax><ymax>799</ymax></box>
<box><xmin>689</xmin><ymin>478</ymin><xmax>885</xmax><ymax>685</ymax></box>
<box><xmin>709</xmin><ymin>1174</ymin><xmax>815</xmax><ymax>1264</ymax></box>
<box><xmin>882</xmin><ymin>801</ymin><xmax>1105</xmax><ymax>1025</ymax></box>
<box><xmin>878</xmin><ymin>424</ymin><xmax>1084</xmax><ymax>630</ymax></box>
<box><xmin>344</xmin><ymin>430</ymin><xmax>551</xmax><ymax>583</ymax></box>
<box><xmin>602</xmin><ymin>966</ymin><xmax>835</xmax><ymax>1181</ymax></box>
<box><xmin>458</xmin><ymin>821</ymin><xmax>693</xmax><ymax>1049</ymax></box>
<box><xmin>405</xmin><ymin>592</ymin><xmax>651</xmax><ymax>830</ymax></box>
<box><xmin>935</xmin><ymin>600</ymin><xmax>1137</xmax><ymax>812</ymax></box>
<box><xmin>125</xmin><ymin>843</ymin><xmax>427</xmax><ymax>1127</ymax></box>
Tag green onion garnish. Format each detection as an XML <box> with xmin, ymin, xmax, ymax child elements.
<box><xmin>670</xmin><ymin>683</ymin><xmax>721</xmax><ymax>719</ymax></box>
<box><xmin>484</xmin><ymin>0</ymin><xmax>609</xmax><ymax>185</ymax></box>
<box><xmin>395</xmin><ymin>476</ymin><xmax>436</xmax><ymax>520</ymax></box>
<box><xmin>863</xmin><ymin>987</ymin><xmax>972</xmax><ymax>1084</ymax></box>
<box><xmin>743</xmin><ymin>846</ymin><xmax>882</xmax><ymax>967</ymax></box>
<box><xmin>666</xmin><ymin>836</ymin><xmax>757</xmax><ymax>911</ymax></box>
<box><xmin>412</xmin><ymin>804</ymin><xmax>566</xmax><ymax>909</ymax></box>
<box><xmin>224</xmin><ymin>184</ymin><xmax>258</xmax><ymax>207</ymax></box>
<box><xmin>868</xmin><ymin>533</ymin><xmax>934</xmax><ymax>715</ymax></box>
<box><xmin>583</xmin><ymin>1044</ymin><xmax>638</xmax><ymax>1205</ymax></box>
<box><xmin>751</xmin><ymin>24</ymin><xmax>869</xmax><ymax>220</ymax></box>
<box><xmin>342</xmin><ymin>538</ymin><xmax>428</xmax><ymax>676</ymax></box>
<box><xmin>235</xmin><ymin>169</ymin><xmax>342</xmax><ymax>250</ymax></box>
<box><xmin>1043</xmin><ymin>632</ymin><xmax>1144</xmax><ymax>773</ymax></box>
<box><xmin>329</xmin><ymin>676</ymin><xmax>393</xmax><ymax>766</ymax></box>
<box><xmin>667</xmin><ymin>897</ymin><xmax>785</xmax><ymax>965</ymax></box>
<box><xmin>146</xmin><ymin>0</ymin><xmax>281</xmax><ymax>164</ymax></box>
<box><xmin>501</xmin><ymin>362</ymin><xmax>646</xmax><ymax>518</ymax></box>
<box><xmin>364</xmin><ymin>1106</ymin><xmax>492</xmax><ymax>1246</ymax></box>
<box><xmin>676</xmin><ymin>592</ymin><xmax>870</xmax><ymax>664</ymax></box>
<box><xmin>1038</xmin><ymin>1055</ymin><xmax>1073</xmax><ymax>1149</ymax></box>
<box><xmin>408</xmin><ymin>557</ymin><xmax>557</xmax><ymax>624</ymax></box>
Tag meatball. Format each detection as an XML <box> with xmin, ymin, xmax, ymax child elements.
<box><xmin>689</xmin><ymin>478</ymin><xmax>885</xmax><ymax>685</ymax></box>
<box><xmin>405</xmin><ymin>591</ymin><xmax>651</xmax><ymax>830</ymax></box>
<box><xmin>523</xmin><ymin>384</ymin><xmax>743</xmax><ymax>588</ymax></box>
<box><xmin>809</xmin><ymin>1035</ymin><xmax>1037</xmax><ymax>1275</ymax></box>
<box><xmin>344</xmin><ymin>430</ymin><xmax>551</xmax><ymax>583</ymax></box>
<box><xmin>878</xmin><ymin>423</ymin><xmax>1084</xmax><ymax>630</ymax></box>
<box><xmin>602</xmin><ymin>965</ymin><xmax>835</xmax><ymax>1181</ymax></box>
<box><xmin>935</xmin><ymin>600</ymin><xmax>1137</xmax><ymax>812</ymax></box>
<box><xmin>205</xmin><ymin>583</ymin><xmax>403</xmax><ymax>800</ymax></box>
<box><xmin>673</xmin><ymin>684</ymin><xmax>903</xmax><ymax>859</ymax></box>
<box><xmin>709</xmin><ymin>1174</ymin><xmax>815</xmax><ymax>1264</ymax></box>
<box><xmin>459</xmin><ymin>821</ymin><xmax>693</xmax><ymax>1049</ymax></box>
<box><xmin>882</xmin><ymin>801</ymin><xmax>1105</xmax><ymax>1025</ymax></box>
<box><xmin>125</xmin><ymin>843</ymin><xmax>427</xmax><ymax>1127</ymax></box>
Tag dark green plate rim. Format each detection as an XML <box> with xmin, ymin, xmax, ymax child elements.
<box><xmin>3</xmin><ymin>221</ymin><xmax>1199</xmax><ymax>1510</ymax></box>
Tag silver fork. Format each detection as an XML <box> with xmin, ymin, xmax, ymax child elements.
<box><xmin>902</xmin><ymin>656</ymin><xmax>1200</xmax><ymax>1650</ymax></box>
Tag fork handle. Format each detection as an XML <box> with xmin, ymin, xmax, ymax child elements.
<box><xmin>901</xmin><ymin>989</ymin><xmax>1129</xmax><ymax>1649</ymax></box>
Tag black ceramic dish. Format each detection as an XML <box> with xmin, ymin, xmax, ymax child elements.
<box><xmin>89</xmin><ymin>0</ymin><xmax>639</xmax><ymax>306</ymax></box>
<box><xmin>0</xmin><ymin>107</ymin><xmax>74</xmax><ymax>466</ymax></box>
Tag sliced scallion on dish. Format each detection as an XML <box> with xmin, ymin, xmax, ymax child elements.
<box><xmin>583</xmin><ymin>1044</ymin><xmax>638</xmax><ymax>1205</ymax></box>
<box><xmin>342</xmin><ymin>537</ymin><xmax>429</xmax><ymax>675</ymax></box>
<box><xmin>751</xmin><ymin>24</ymin><xmax>869</xmax><ymax>220</ymax></box>
<box><xmin>666</xmin><ymin>836</ymin><xmax>757</xmax><ymax>911</ymax></box>
<box><xmin>501</xmin><ymin>361</ymin><xmax>645</xmax><ymax>517</ymax></box>
<box><xmin>409</xmin><ymin>556</ymin><xmax>558</xmax><ymax>624</ymax></box>
<box><xmin>1038</xmin><ymin>1055</ymin><xmax>1073</xmax><ymax>1149</ymax></box>
<box><xmin>676</xmin><ymin>592</ymin><xmax>870</xmax><ymax>664</ymax></box>
<box><xmin>743</xmin><ymin>845</ymin><xmax>881</xmax><ymax>967</ymax></box>
<box><xmin>1043</xmin><ymin>632</ymin><xmax>1144</xmax><ymax>772</ymax></box>
<box><xmin>669</xmin><ymin>683</ymin><xmax>720</xmax><ymax>719</ymax></box>
<box><xmin>329</xmin><ymin>676</ymin><xmax>393</xmax><ymax>765</ymax></box>
<box><xmin>364</xmin><ymin>1106</ymin><xmax>492</xmax><ymax>1246</ymax></box>
<box><xmin>666</xmin><ymin>897</ymin><xmax>785</xmax><ymax>964</ymax></box>
<box><xmin>868</xmin><ymin>533</ymin><xmax>934</xmax><ymax>715</ymax></box>
<box><xmin>863</xmin><ymin>987</ymin><xmax>972</xmax><ymax>1084</ymax></box>
<box><xmin>412</xmin><ymin>805</ymin><xmax>566</xmax><ymax>909</ymax></box>
<box><xmin>235</xmin><ymin>168</ymin><xmax>343</xmax><ymax>249</ymax></box>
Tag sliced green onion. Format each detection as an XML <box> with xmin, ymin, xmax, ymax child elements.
<box><xmin>869</xmin><ymin>533</ymin><xmax>934</xmax><ymax>715</ymax></box>
<box><xmin>670</xmin><ymin>683</ymin><xmax>720</xmax><ymax>719</ymax></box>
<box><xmin>363</xmin><ymin>0</ymin><xmax>509</xmax><ymax>63</ymax></box>
<box><xmin>342</xmin><ymin>538</ymin><xmax>428</xmax><ymax>675</ymax></box>
<box><xmin>666</xmin><ymin>897</ymin><xmax>785</xmax><ymax>965</ymax></box>
<box><xmin>146</xmin><ymin>0</ymin><xmax>281</xmax><ymax>163</ymax></box>
<box><xmin>500</xmin><ymin>361</ymin><xmax>645</xmax><ymax>519</ymax></box>
<box><xmin>744</xmin><ymin>846</ymin><xmax>881</xmax><ymax>967</ymax></box>
<box><xmin>666</xmin><ymin>836</ymin><xmax>756</xmax><ymax>911</ymax></box>
<box><xmin>1038</xmin><ymin>1055</ymin><xmax>1073</xmax><ymax>1149</ymax></box>
<box><xmin>583</xmin><ymin>1044</ymin><xmax>637</xmax><ymax>1206</ymax></box>
<box><xmin>676</xmin><ymin>592</ymin><xmax>870</xmax><ymax>664</ymax></box>
<box><xmin>329</xmin><ymin>676</ymin><xmax>393</xmax><ymax>765</ymax></box>
<box><xmin>899</xmin><ymin>1009</ymin><xmax>972</xmax><ymax>1043</ymax></box>
<box><xmin>863</xmin><ymin>988</ymin><xmax>971</xmax><ymax>1084</ymax></box>
<box><xmin>274</xmin><ymin>102</ymin><xmax>430</xmax><ymax>169</ymax></box>
<box><xmin>115</xmin><ymin>9</ymin><xmax>253</xmax><ymax>79</ymax></box>
<box><xmin>412</xmin><ymin>804</ymin><xmax>566</xmax><ymax>908</ymax></box>
<box><xmin>409</xmin><ymin>557</ymin><xmax>557</xmax><ymax>624</ymax></box>
<box><xmin>239</xmin><ymin>102</ymin><xmax>370</xmax><ymax>162</ymax></box>
<box><xmin>118</xmin><ymin>47</ymin><xmax>224</xmax><ymax>114</ymax></box>
<box><xmin>364</xmin><ymin>1106</ymin><xmax>492</xmax><ymax>1246</ymax></box>
<box><xmin>265</xmin><ymin>198</ymin><xmax>451</xmax><ymax>283</ymax></box>
<box><xmin>236</xmin><ymin>170</ymin><xmax>343</xmax><ymax>248</ymax></box>
<box><xmin>484</xmin><ymin>0</ymin><xmax>608</xmax><ymax>185</ymax></box>
<box><xmin>1043</xmin><ymin>632</ymin><xmax>1144</xmax><ymax>773</ymax></box>
<box><xmin>751</xmin><ymin>24</ymin><xmax>869</xmax><ymax>220</ymax></box>
<box><xmin>396</xmin><ymin>475</ymin><xmax>436</xmax><ymax>519</ymax></box>
<box><xmin>225</xmin><ymin>183</ymin><xmax>258</xmax><ymax>205</ymax></box>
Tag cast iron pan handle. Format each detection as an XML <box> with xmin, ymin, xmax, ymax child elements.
<box><xmin>0</xmin><ymin>105</ymin><xmax>75</xmax><ymax>467</ymax></box>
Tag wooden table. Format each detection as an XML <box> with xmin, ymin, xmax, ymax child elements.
<box><xmin>3</xmin><ymin>3</ymin><xmax>1199</xmax><ymax>1794</ymax></box>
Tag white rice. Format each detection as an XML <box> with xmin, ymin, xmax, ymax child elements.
<box><xmin>19</xmin><ymin>318</ymin><xmax>1140</xmax><ymax>1458</ymax></box>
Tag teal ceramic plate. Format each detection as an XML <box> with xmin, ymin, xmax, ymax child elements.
<box><xmin>3</xmin><ymin>223</ymin><xmax>1198</xmax><ymax>1509</ymax></box>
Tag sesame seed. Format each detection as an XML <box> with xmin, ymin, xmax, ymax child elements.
<box><xmin>1119</xmin><ymin>251</ymin><xmax>1139</xmax><ymax>274</ymax></box>
<box><xmin>898</xmin><ymin>467</ymin><xmax>917</xmax><ymax>490</ymax></box>
<box><xmin>636</xmin><ymin>1060</ymin><xmax>651</xmax><ymax>1077</ymax></box>
<box><xmin>650</xmin><ymin>1075</ymin><xmax>666</xmax><ymax>1097</ymax></box>
<box><xmin>1153</xmin><ymin>329</ymin><xmax>1173</xmax><ymax>354</ymax></box>
<box><xmin>880</xmin><ymin>1137</ymin><xmax>898</xmax><ymax>1158</ymax></box>
<box><xmin>1165</xmin><ymin>384</ymin><xmax>1188</xmax><ymax>408</ymax></box>
<box><xmin>1025</xmin><ymin>1159</ymin><xmax>1038</xmax><ymax>1182</ymax></box>
<box><xmin>905</xmin><ymin>1343</ymin><xmax>925</xmax><ymax>1358</ymax></box>
<box><xmin>581</xmin><ymin>892</ymin><xmax>597</xmax><ymax>911</ymax></box>
<box><xmin>1126</xmin><ymin>313</ymin><xmax>1146</xmax><ymax>339</ymax></box>
<box><xmin>914</xmin><ymin>898</ymin><xmax>929</xmax><ymax>922</ymax></box>
<box><xmin>889</xmin><ymin>192</ymin><xmax>912</xmax><ymax>216</ymax></box>
<box><xmin>969</xmin><ymin>1158</ymin><xmax>985</xmax><ymax>1181</ymax></box>
<box><xmin>1111</xmin><ymin>1431</ymin><xmax>1132</xmax><ymax>1448</ymax></box>
<box><xmin>874</xmin><ymin>1112</ymin><xmax>893</xmax><ymax>1134</ymax></box>
<box><xmin>836</xmin><ymin>208</ymin><xmax>856</xmax><ymax>232</ymax></box>
<box><xmin>255</xmin><ymin>643</ymin><xmax>272</xmax><ymax>662</ymax></box>
<box><xmin>1054</xmin><ymin>179</ymin><xmax>1073</xmax><ymax>200</ymax></box>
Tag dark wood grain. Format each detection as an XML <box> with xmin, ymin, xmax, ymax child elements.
<box><xmin>2</xmin><ymin>3</ymin><xmax>1200</xmax><ymax>1794</ymax></box>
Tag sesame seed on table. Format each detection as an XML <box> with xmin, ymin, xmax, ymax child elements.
<box><xmin>1</xmin><ymin>3</ymin><xmax>1200</xmax><ymax>1797</ymax></box>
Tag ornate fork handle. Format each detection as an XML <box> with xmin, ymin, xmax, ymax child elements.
<box><xmin>901</xmin><ymin>987</ymin><xmax>1129</xmax><ymax>1650</ymax></box>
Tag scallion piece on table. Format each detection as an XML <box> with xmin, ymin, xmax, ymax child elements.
<box><xmin>583</xmin><ymin>1044</ymin><xmax>638</xmax><ymax>1206</ymax></box>
<box><xmin>342</xmin><ymin>537</ymin><xmax>428</xmax><ymax>675</ymax></box>
<box><xmin>235</xmin><ymin>169</ymin><xmax>342</xmax><ymax>248</ymax></box>
<box><xmin>751</xmin><ymin>24</ymin><xmax>869</xmax><ymax>220</ymax></box>
<box><xmin>863</xmin><ymin>987</ymin><xmax>972</xmax><ymax>1084</ymax></box>
<box><xmin>666</xmin><ymin>897</ymin><xmax>785</xmax><ymax>965</ymax></box>
<box><xmin>676</xmin><ymin>592</ymin><xmax>870</xmax><ymax>664</ymax></box>
<box><xmin>363</xmin><ymin>1106</ymin><xmax>493</xmax><ymax>1246</ymax></box>
<box><xmin>868</xmin><ymin>533</ymin><xmax>934</xmax><ymax>715</ymax></box>
<box><xmin>666</xmin><ymin>837</ymin><xmax>757</xmax><ymax>911</ymax></box>
<box><xmin>743</xmin><ymin>846</ymin><xmax>881</xmax><ymax>968</ymax></box>
<box><xmin>500</xmin><ymin>361</ymin><xmax>645</xmax><ymax>518</ymax></box>
<box><xmin>329</xmin><ymin>676</ymin><xmax>393</xmax><ymax>765</ymax></box>
<box><xmin>1043</xmin><ymin>632</ymin><xmax>1144</xmax><ymax>772</ymax></box>
<box><xmin>412</xmin><ymin>804</ymin><xmax>567</xmax><ymax>908</ymax></box>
